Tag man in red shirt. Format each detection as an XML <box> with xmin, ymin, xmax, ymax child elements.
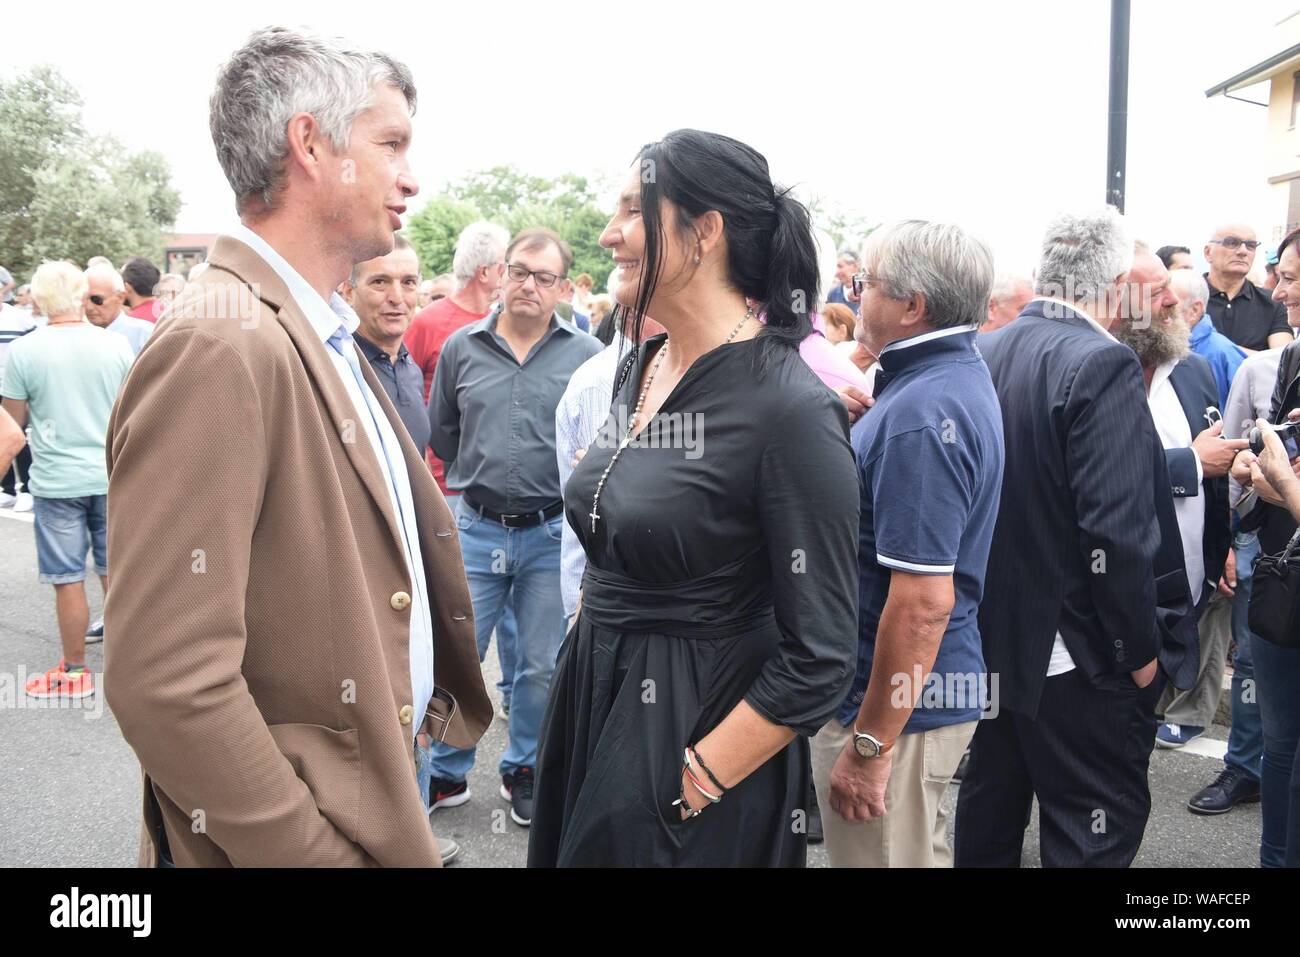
<box><xmin>406</xmin><ymin>220</ymin><xmax>509</xmax><ymax>494</ymax></box>
<box><xmin>122</xmin><ymin>257</ymin><xmax>163</xmax><ymax>322</ymax></box>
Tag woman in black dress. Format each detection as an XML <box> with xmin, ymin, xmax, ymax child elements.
<box><xmin>528</xmin><ymin>129</ymin><xmax>860</xmax><ymax>867</ymax></box>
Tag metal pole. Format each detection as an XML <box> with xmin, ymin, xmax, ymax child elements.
<box><xmin>1106</xmin><ymin>0</ymin><xmax>1131</xmax><ymax>212</ymax></box>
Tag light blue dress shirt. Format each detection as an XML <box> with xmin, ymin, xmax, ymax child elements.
<box><xmin>230</xmin><ymin>224</ymin><xmax>434</xmax><ymax>738</ymax></box>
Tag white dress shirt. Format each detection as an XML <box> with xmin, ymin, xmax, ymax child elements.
<box><xmin>1147</xmin><ymin>359</ymin><xmax>1206</xmax><ymax>599</ymax></box>
<box><xmin>232</xmin><ymin>224</ymin><xmax>434</xmax><ymax>738</ymax></box>
<box><xmin>555</xmin><ymin>333</ymin><xmax>631</xmax><ymax>619</ymax></box>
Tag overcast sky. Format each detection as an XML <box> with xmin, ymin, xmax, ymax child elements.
<box><xmin>4</xmin><ymin>0</ymin><xmax>1294</xmax><ymax>276</ymax></box>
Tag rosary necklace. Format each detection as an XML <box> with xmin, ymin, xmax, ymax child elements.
<box><xmin>589</xmin><ymin>306</ymin><xmax>754</xmax><ymax>533</ymax></box>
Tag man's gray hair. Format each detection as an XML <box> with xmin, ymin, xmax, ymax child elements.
<box><xmin>210</xmin><ymin>26</ymin><xmax>417</xmax><ymax>213</ymax></box>
<box><xmin>861</xmin><ymin>220</ymin><xmax>995</xmax><ymax>329</ymax></box>
<box><xmin>452</xmin><ymin>221</ymin><xmax>510</xmax><ymax>290</ymax></box>
<box><xmin>1169</xmin><ymin>267</ymin><xmax>1209</xmax><ymax>311</ymax></box>
<box><xmin>348</xmin><ymin>234</ymin><xmax>414</xmax><ymax>286</ymax></box>
<box><xmin>837</xmin><ymin>249</ymin><xmax>860</xmax><ymax>264</ymax></box>
<box><xmin>1035</xmin><ymin>207</ymin><xmax>1133</xmax><ymax>304</ymax></box>
<box><xmin>84</xmin><ymin>262</ymin><xmax>125</xmax><ymax>292</ymax></box>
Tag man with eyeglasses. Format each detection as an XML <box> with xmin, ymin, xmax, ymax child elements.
<box><xmin>427</xmin><ymin>227</ymin><xmax>601</xmax><ymax>829</ymax></box>
<box><xmin>1204</xmin><ymin>225</ymin><xmax>1292</xmax><ymax>353</ymax></box>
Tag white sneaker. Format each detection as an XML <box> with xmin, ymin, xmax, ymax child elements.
<box><xmin>0</xmin><ymin>492</ymin><xmax>15</xmax><ymax>508</ymax></box>
<box><xmin>12</xmin><ymin>493</ymin><xmax>33</xmax><ymax>512</ymax></box>
<box><xmin>434</xmin><ymin>835</ymin><xmax>459</xmax><ymax>866</ymax></box>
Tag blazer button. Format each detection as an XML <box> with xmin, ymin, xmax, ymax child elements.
<box><xmin>399</xmin><ymin>704</ymin><xmax>414</xmax><ymax>725</ymax></box>
<box><xmin>391</xmin><ymin>591</ymin><xmax>411</xmax><ymax>611</ymax></box>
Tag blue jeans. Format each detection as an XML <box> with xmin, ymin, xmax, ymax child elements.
<box><xmin>32</xmin><ymin>494</ymin><xmax>107</xmax><ymax>584</ymax></box>
<box><xmin>428</xmin><ymin>497</ymin><xmax>567</xmax><ymax>780</ymax></box>
<box><xmin>416</xmin><ymin>739</ymin><xmax>433</xmax><ymax>813</ymax></box>
<box><xmin>1226</xmin><ymin>532</ymin><xmax>1264</xmax><ymax>782</ymax></box>
<box><xmin>1252</xmin><ymin>632</ymin><xmax>1300</xmax><ymax>867</ymax></box>
<box><xmin>497</xmin><ymin>603</ymin><xmax>518</xmax><ymax>707</ymax></box>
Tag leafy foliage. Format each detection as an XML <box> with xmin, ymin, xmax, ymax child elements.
<box><xmin>0</xmin><ymin>66</ymin><xmax>180</xmax><ymax>281</ymax></box>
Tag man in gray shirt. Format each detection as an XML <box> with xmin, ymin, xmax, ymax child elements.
<box><xmin>427</xmin><ymin>227</ymin><xmax>601</xmax><ymax>830</ymax></box>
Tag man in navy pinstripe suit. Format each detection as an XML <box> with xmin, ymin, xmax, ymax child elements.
<box><xmin>954</xmin><ymin>210</ymin><xmax>1194</xmax><ymax>867</ymax></box>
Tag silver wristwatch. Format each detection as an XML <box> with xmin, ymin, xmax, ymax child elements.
<box><xmin>852</xmin><ymin>727</ymin><xmax>893</xmax><ymax>759</ymax></box>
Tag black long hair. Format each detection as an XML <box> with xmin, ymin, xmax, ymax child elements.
<box><xmin>614</xmin><ymin>129</ymin><xmax>819</xmax><ymax>374</ymax></box>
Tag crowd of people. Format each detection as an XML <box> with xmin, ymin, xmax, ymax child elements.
<box><xmin>3</xmin><ymin>25</ymin><xmax>1300</xmax><ymax>869</ymax></box>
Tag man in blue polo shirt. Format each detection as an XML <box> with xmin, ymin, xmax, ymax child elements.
<box><xmin>810</xmin><ymin>220</ymin><xmax>1005</xmax><ymax>868</ymax></box>
<box><xmin>1170</xmin><ymin>268</ymin><xmax>1246</xmax><ymax>409</ymax></box>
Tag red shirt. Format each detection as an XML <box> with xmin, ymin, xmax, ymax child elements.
<box><xmin>128</xmin><ymin>299</ymin><xmax>162</xmax><ymax>323</ymax></box>
<box><xmin>403</xmin><ymin>296</ymin><xmax>489</xmax><ymax>495</ymax></box>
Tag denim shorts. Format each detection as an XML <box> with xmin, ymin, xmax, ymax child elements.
<box><xmin>32</xmin><ymin>494</ymin><xmax>108</xmax><ymax>584</ymax></box>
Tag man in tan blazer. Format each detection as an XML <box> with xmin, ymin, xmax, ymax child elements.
<box><xmin>104</xmin><ymin>26</ymin><xmax>490</xmax><ymax>867</ymax></box>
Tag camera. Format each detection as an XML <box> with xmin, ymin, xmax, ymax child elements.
<box><xmin>1248</xmin><ymin>419</ymin><xmax>1300</xmax><ymax>456</ymax></box>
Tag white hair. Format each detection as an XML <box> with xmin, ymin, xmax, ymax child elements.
<box><xmin>452</xmin><ymin>221</ymin><xmax>510</xmax><ymax>290</ymax></box>
<box><xmin>209</xmin><ymin>26</ymin><xmax>416</xmax><ymax>212</ymax></box>
<box><xmin>1035</xmin><ymin>207</ymin><xmax>1133</xmax><ymax>304</ymax></box>
<box><xmin>989</xmin><ymin>273</ymin><xmax>1032</xmax><ymax>304</ymax></box>
<box><xmin>84</xmin><ymin>262</ymin><xmax>125</xmax><ymax>292</ymax></box>
<box><xmin>1169</xmin><ymin>268</ymin><xmax>1209</xmax><ymax>311</ymax></box>
<box><xmin>861</xmin><ymin>220</ymin><xmax>995</xmax><ymax>329</ymax></box>
<box><xmin>31</xmin><ymin>261</ymin><xmax>88</xmax><ymax>317</ymax></box>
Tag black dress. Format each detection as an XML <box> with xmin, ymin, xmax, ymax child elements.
<box><xmin>527</xmin><ymin>334</ymin><xmax>860</xmax><ymax>867</ymax></box>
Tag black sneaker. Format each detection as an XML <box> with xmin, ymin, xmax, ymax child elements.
<box><xmin>429</xmin><ymin>776</ymin><xmax>470</xmax><ymax>810</ymax></box>
<box><xmin>500</xmin><ymin>768</ymin><xmax>534</xmax><ymax>827</ymax></box>
<box><xmin>85</xmin><ymin>619</ymin><xmax>105</xmax><ymax>644</ymax></box>
<box><xmin>1187</xmin><ymin>766</ymin><xmax>1261</xmax><ymax>816</ymax></box>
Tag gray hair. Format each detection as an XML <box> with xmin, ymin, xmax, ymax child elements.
<box><xmin>452</xmin><ymin>221</ymin><xmax>510</xmax><ymax>289</ymax></box>
<box><xmin>989</xmin><ymin>273</ymin><xmax>1032</xmax><ymax>304</ymax></box>
<box><xmin>1169</xmin><ymin>267</ymin><xmax>1209</xmax><ymax>312</ymax></box>
<box><xmin>348</xmin><ymin>234</ymin><xmax>414</xmax><ymax>285</ymax></box>
<box><xmin>1035</xmin><ymin>207</ymin><xmax>1133</xmax><ymax>304</ymax></box>
<box><xmin>84</xmin><ymin>262</ymin><xmax>125</xmax><ymax>292</ymax></box>
<box><xmin>861</xmin><ymin>220</ymin><xmax>995</xmax><ymax>329</ymax></box>
<box><xmin>210</xmin><ymin>26</ymin><xmax>416</xmax><ymax>213</ymax></box>
<box><xmin>837</xmin><ymin>249</ymin><xmax>860</xmax><ymax>264</ymax></box>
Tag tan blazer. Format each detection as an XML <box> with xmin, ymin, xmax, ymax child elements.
<box><xmin>104</xmin><ymin>236</ymin><xmax>491</xmax><ymax>867</ymax></box>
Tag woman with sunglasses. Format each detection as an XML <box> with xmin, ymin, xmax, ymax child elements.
<box><xmin>528</xmin><ymin>130</ymin><xmax>859</xmax><ymax>867</ymax></box>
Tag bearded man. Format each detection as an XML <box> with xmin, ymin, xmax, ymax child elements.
<box><xmin>1114</xmin><ymin>249</ymin><xmax>1240</xmax><ymax>752</ymax></box>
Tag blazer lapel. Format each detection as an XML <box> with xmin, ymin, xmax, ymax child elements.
<box><xmin>204</xmin><ymin>236</ymin><xmax>404</xmax><ymax>552</ymax></box>
<box><xmin>276</xmin><ymin>299</ymin><xmax>405</xmax><ymax>550</ymax></box>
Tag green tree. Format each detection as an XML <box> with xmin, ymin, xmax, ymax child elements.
<box><xmin>405</xmin><ymin>195</ymin><xmax>481</xmax><ymax>277</ymax></box>
<box><xmin>407</xmin><ymin>166</ymin><xmax>614</xmax><ymax>289</ymax></box>
<box><xmin>0</xmin><ymin>66</ymin><xmax>180</xmax><ymax>281</ymax></box>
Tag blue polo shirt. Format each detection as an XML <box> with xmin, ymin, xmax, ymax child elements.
<box><xmin>837</xmin><ymin>326</ymin><xmax>1005</xmax><ymax>734</ymax></box>
<box><xmin>1189</xmin><ymin>314</ymin><xmax>1247</xmax><ymax>409</ymax></box>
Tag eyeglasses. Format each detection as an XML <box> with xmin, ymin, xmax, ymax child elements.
<box><xmin>506</xmin><ymin>263</ymin><xmax>564</xmax><ymax>288</ymax></box>
<box><xmin>88</xmin><ymin>294</ymin><xmax>106</xmax><ymax>306</ymax></box>
<box><xmin>1209</xmin><ymin>237</ymin><xmax>1261</xmax><ymax>252</ymax></box>
<box><xmin>851</xmin><ymin>271</ymin><xmax>883</xmax><ymax>297</ymax></box>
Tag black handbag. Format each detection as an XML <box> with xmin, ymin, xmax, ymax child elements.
<box><xmin>1249</xmin><ymin>529</ymin><xmax>1300</xmax><ymax>649</ymax></box>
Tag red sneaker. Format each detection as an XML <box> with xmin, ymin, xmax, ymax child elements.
<box><xmin>25</xmin><ymin>661</ymin><xmax>95</xmax><ymax>700</ymax></box>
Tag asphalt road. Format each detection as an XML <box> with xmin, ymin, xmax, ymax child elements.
<box><xmin>0</xmin><ymin>509</ymin><xmax>1264</xmax><ymax>867</ymax></box>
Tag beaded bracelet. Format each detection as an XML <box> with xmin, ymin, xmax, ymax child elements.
<box><xmin>688</xmin><ymin>745</ymin><xmax>727</xmax><ymax>795</ymax></box>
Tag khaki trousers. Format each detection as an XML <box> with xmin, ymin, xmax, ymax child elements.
<box><xmin>810</xmin><ymin>718</ymin><xmax>977</xmax><ymax>867</ymax></box>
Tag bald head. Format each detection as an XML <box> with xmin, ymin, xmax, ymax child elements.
<box><xmin>1204</xmin><ymin>223</ymin><xmax>1259</xmax><ymax>287</ymax></box>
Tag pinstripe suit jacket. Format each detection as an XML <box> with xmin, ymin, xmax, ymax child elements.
<box><xmin>976</xmin><ymin>299</ymin><xmax>1193</xmax><ymax>718</ymax></box>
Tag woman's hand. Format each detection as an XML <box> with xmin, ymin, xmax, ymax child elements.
<box><xmin>1251</xmin><ymin>417</ymin><xmax>1300</xmax><ymax>501</ymax></box>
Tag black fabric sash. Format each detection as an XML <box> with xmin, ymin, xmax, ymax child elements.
<box><xmin>579</xmin><ymin>549</ymin><xmax>774</xmax><ymax>639</ymax></box>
